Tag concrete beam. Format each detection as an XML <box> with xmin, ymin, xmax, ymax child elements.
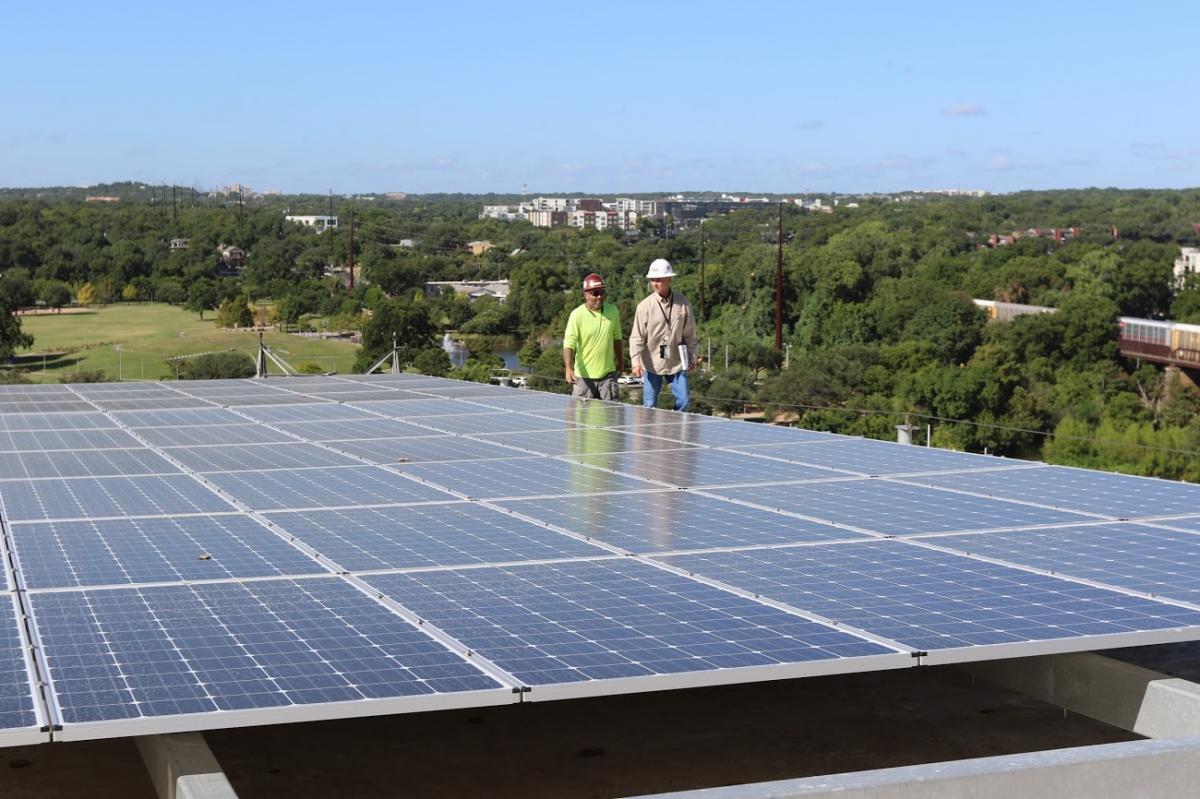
<box><xmin>619</xmin><ymin>737</ymin><xmax>1200</xmax><ymax>799</ymax></box>
<box><xmin>960</xmin><ymin>652</ymin><xmax>1200</xmax><ymax>737</ymax></box>
<box><xmin>136</xmin><ymin>733</ymin><xmax>239</xmax><ymax>799</ymax></box>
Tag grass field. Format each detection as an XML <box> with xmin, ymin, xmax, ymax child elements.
<box><xmin>13</xmin><ymin>303</ymin><xmax>360</xmax><ymax>382</ymax></box>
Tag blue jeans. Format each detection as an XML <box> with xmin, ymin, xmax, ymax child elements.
<box><xmin>642</xmin><ymin>371</ymin><xmax>689</xmax><ymax>411</ymax></box>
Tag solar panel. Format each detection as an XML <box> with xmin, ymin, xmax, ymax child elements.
<box><xmin>137</xmin><ymin>423</ymin><xmax>299</xmax><ymax>448</ymax></box>
<box><xmin>164</xmin><ymin>443</ymin><xmax>362</xmax><ymax>473</ymax></box>
<box><xmin>29</xmin><ymin>578</ymin><xmax>510</xmax><ymax>738</ymax></box>
<box><xmin>659</xmin><ymin>540</ymin><xmax>1200</xmax><ymax>662</ymax></box>
<box><xmin>201</xmin><ymin>466</ymin><xmax>458</xmax><ymax>511</ymax></box>
<box><xmin>630</xmin><ymin>420</ymin><xmax>844</xmax><ymax>448</ymax></box>
<box><xmin>271</xmin><ymin>418</ymin><xmax>433</xmax><ymax>441</ymax></box>
<box><xmin>396</xmin><ymin>458</ymin><xmax>657</xmax><ymax>500</ymax></box>
<box><xmin>496</xmin><ymin>492</ymin><xmax>871</xmax><ymax>553</ymax></box>
<box><xmin>0</xmin><ymin>412</ymin><xmax>114</xmax><ymax>432</ymax></box>
<box><xmin>927</xmin><ymin>522</ymin><xmax>1200</xmax><ymax>605</ymax></box>
<box><xmin>364</xmin><ymin>559</ymin><xmax>907</xmax><ymax>694</ymax></box>
<box><xmin>0</xmin><ymin>428</ymin><xmax>143</xmax><ymax>452</ymax></box>
<box><xmin>741</xmin><ymin>437</ymin><xmax>1028</xmax><ymax>476</ymax></box>
<box><xmin>900</xmin><ymin>466</ymin><xmax>1200</xmax><ymax>519</ymax></box>
<box><xmin>11</xmin><ymin>514</ymin><xmax>330</xmax><ymax>589</ymax></box>
<box><xmin>262</xmin><ymin>503</ymin><xmax>609</xmax><ymax>571</ymax></box>
<box><xmin>475</xmin><ymin>428</ymin><xmax>696</xmax><ymax>457</ymax></box>
<box><xmin>565</xmin><ymin>448</ymin><xmax>848</xmax><ymax>488</ymax></box>
<box><xmin>5</xmin><ymin>373</ymin><xmax>1200</xmax><ymax>745</ymax></box>
<box><xmin>111</xmin><ymin>408</ymin><xmax>247</xmax><ymax>428</ymax></box>
<box><xmin>706</xmin><ymin>478</ymin><xmax>1098</xmax><ymax>536</ymax></box>
<box><xmin>0</xmin><ymin>449</ymin><xmax>179</xmax><ymax>480</ymax></box>
<box><xmin>0</xmin><ymin>473</ymin><xmax>238</xmax><ymax>522</ymax></box>
<box><xmin>0</xmin><ymin>595</ymin><xmax>43</xmax><ymax>745</ymax></box>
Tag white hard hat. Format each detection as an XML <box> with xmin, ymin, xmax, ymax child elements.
<box><xmin>646</xmin><ymin>258</ymin><xmax>676</xmax><ymax>279</ymax></box>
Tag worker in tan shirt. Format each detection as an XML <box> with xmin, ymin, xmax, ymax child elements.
<box><xmin>629</xmin><ymin>258</ymin><xmax>699</xmax><ymax>411</ymax></box>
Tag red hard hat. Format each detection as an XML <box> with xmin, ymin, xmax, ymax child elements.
<box><xmin>582</xmin><ymin>273</ymin><xmax>605</xmax><ymax>291</ymax></box>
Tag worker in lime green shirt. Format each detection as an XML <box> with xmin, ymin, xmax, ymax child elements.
<box><xmin>563</xmin><ymin>273</ymin><xmax>623</xmax><ymax>400</ymax></box>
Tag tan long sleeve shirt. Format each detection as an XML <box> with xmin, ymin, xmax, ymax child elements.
<box><xmin>629</xmin><ymin>290</ymin><xmax>699</xmax><ymax>376</ymax></box>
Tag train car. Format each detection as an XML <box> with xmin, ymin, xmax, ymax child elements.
<box><xmin>1118</xmin><ymin>317</ymin><xmax>1200</xmax><ymax>365</ymax></box>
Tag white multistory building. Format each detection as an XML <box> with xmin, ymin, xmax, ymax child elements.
<box><xmin>285</xmin><ymin>215</ymin><xmax>339</xmax><ymax>234</ymax></box>
<box><xmin>1176</xmin><ymin>247</ymin><xmax>1200</xmax><ymax>287</ymax></box>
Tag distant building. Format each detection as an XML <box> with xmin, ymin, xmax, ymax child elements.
<box><xmin>285</xmin><ymin>215</ymin><xmax>338</xmax><ymax>234</ymax></box>
<box><xmin>424</xmin><ymin>280</ymin><xmax>510</xmax><ymax>303</ymax></box>
<box><xmin>973</xmin><ymin>299</ymin><xmax>1058</xmax><ymax>322</ymax></box>
<box><xmin>385</xmin><ymin>192</ymin><xmax>407</xmax><ymax>200</ymax></box>
<box><xmin>1176</xmin><ymin>247</ymin><xmax>1200</xmax><ymax>287</ymax></box>
<box><xmin>466</xmin><ymin>240</ymin><xmax>496</xmax><ymax>256</ymax></box>
<box><xmin>85</xmin><ymin>195</ymin><xmax>120</xmax><ymax>203</ymax></box>
<box><xmin>169</xmin><ymin>238</ymin><xmax>190</xmax><ymax>251</ymax></box>
<box><xmin>217</xmin><ymin>244</ymin><xmax>246</xmax><ymax>270</ymax></box>
<box><xmin>980</xmin><ymin>227</ymin><xmax>1080</xmax><ymax>249</ymax></box>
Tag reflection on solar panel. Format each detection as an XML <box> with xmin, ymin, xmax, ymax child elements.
<box><xmin>706</xmin><ymin>478</ymin><xmax>1097</xmax><ymax>536</ymax></box>
<box><xmin>901</xmin><ymin>466</ymin><xmax>1200</xmax><ymax>519</ymax></box>
<box><xmin>263</xmin><ymin>503</ymin><xmax>608</xmax><ymax>571</ymax></box>
<box><xmin>12</xmin><ymin>514</ymin><xmax>329</xmax><ymax>589</ymax></box>
<box><xmin>659</xmin><ymin>541</ymin><xmax>1200</xmax><ymax>661</ymax></box>
<box><xmin>364</xmin><ymin>560</ymin><xmax>906</xmax><ymax>691</ymax></box>
<box><xmin>396</xmin><ymin>457</ymin><xmax>653</xmax><ymax>499</ymax></box>
<box><xmin>2</xmin><ymin>376</ymin><xmax>1200</xmax><ymax>745</ymax></box>
<box><xmin>565</xmin><ymin>448</ymin><xmax>847</xmax><ymax>488</ymax></box>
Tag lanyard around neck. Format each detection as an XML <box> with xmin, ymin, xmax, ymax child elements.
<box><xmin>657</xmin><ymin>292</ymin><xmax>674</xmax><ymax>327</ymax></box>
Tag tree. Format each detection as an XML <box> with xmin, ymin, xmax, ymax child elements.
<box><xmin>38</xmin><ymin>280</ymin><xmax>72</xmax><ymax>312</ymax></box>
<box><xmin>156</xmin><ymin>279</ymin><xmax>186</xmax><ymax>305</ymax></box>
<box><xmin>412</xmin><ymin>347</ymin><xmax>452</xmax><ymax>376</ymax></box>
<box><xmin>0</xmin><ymin>295</ymin><xmax>32</xmax><ymax>361</ymax></box>
<box><xmin>352</xmin><ymin>299</ymin><xmax>436</xmax><ymax>372</ymax></box>
<box><xmin>216</xmin><ymin>296</ymin><xmax>253</xmax><ymax>328</ymax></box>
<box><xmin>186</xmin><ymin>280</ymin><xmax>219</xmax><ymax>320</ymax></box>
<box><xmin>121</xmin><ymin>283</ymin><xmax>140</xmax><ymax>302</ymax></box>
<box><xmin>176</xmin><ymin>351</ymin><xmax>256</xmax><ymax>380</ymax></box>
<box><xmin>75</xmin><ymin>282</ymin><xmax>96</xmax><ymax>306</ymax></box>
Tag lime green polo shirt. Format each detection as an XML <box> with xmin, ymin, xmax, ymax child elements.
<box><xmin>564</xmin><ymin>302</ymin><xmax>621</xmax><ymax>378</ymax></box>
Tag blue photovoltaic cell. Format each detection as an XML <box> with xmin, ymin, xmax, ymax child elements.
<box><xmin>202</xmin><ymin>394</ymin><xmax>323</xmax><ymax>407</ymax></box>
<box><xmin>0</xmin><ymin>596</ymin><xmax>37</xmax><ymax>733</ymax></box>
<box><xmin>0</xmin><ymin>449</ymin><xmax>179</xmax><ymax>480</ymax></box>
<box><xmin>365</xmin><ymin>559</ymin><xmax>895</xmax><ymax>686</ymax></box>
<box><xmin>237</xmin><ymin>403</ymin><xmax>375</xmax><ymax>424</ymax></box>
<box><xmin>0</xmin><ymin>412</ymin><xmax>112</xmax><ymax>431</ymax></box>
<box><xmin>202</xmin><ymin>466</ymin><xmax>457</xmax><ymax>510</ymax></box>
<box><xmin>566</xmin><ymin>448</ymin><xmax>846</xmax><ymax>488</ymax></box>
<box><xmin>630</xmin><ymin>420</ymin><xmax>844</xmax><ymax>448</ymax></box>
<box><xmin>12</xmin><ymin>514</ymin><xmax>328</xmax><ymax>589</ymax></box>
<box><xmin>741</xmin><ymin>438</ymin><xmax>1029</xmax><ymax>477</ymax></box>
<box><xmin>0</xmin><ymin>402</ymin><xmax>97</xmax><ymax>413</ymax></box>
<box><xmin>0</xmin><ymin>474</ymin><xmax>237</xmax><ymax>522</ymax></box>
<box><xmin>496</xmin><ymin>492</ymin><xmax>871</xmax><ymax>553</ymax></box>
<box><xmin>900</xmin><ymin>466</ymin><xmax>1200</xmax><ymax>520</ymax></box>
<box><xmin>0</xmin><ymin>428</ymin><xmax>142</xmax><ymax>452</ymax></box>
<box><xmin>1156</xmin><ymin>516</ymin><xmax>1200</xmax><ymax>534</ymax></box>
<box><xmin>476</xmin><ymin>428</ymin><xmax>694</xmax><ymax>457</ymax></box>
<box><xmin>659</xmin><ymin>541</ymin><xmax>1200</xmax><ymax>653</ymax></box>
<box><xmin>401</xmin><ymin>412</ymin><xmax>580</xmax><ymax>436</ymax></box>
<box><xmin>30</xmin><ymin>578</ymin><xmax>503</xmax><ymax>723</ymax></box>
<box><xmin>328</xmin><ymin>436</ymin><xmax>526</xmax><ymax>464</ymax></box>
<box><xmin>272</xmin><ymin>418</ymin><xmax>432</xmax><ymax>441</ymax></box>
<box><xmin>299</xmin><ymin>391</ymin><xmax>417</xmax><ymax>403</ymax></box>
<box><xmin>137</xmin><ymin>424</ymin><xmax>298</xmax><ymax>448</ymax></box>
<box><xmin>111</xmin><ymin>408</ymin><xmax>247</xmax><ymax>428</ymax></box>
<box><xmin>467</xmin><ymin>394</ymin><xmax>579</xmax><ymax>413</ymax></box>
<box><xmin>930</xmin><ymin>523</ymin><xmax>1200</xmax><ymax>605</ymax></box>
<box><xmin>399</xmin><ymin>384</ymin><xmax>517</xmax><ymax>399</ymax></box>
<box><xmin>262</xmin><ymin>503</ymin><xmax>607</xmax><ymax>571</ymax></box>
<box><xmin>708</xmin><ymin>478</ymin><xmax>1097</xmax><ymax>536</ymax></box>
<box><xmin>397</xmin><ymin>458</ymin><xmax>654</xmax><ymax>499</ymax></box>
<box><xmin>164</xmin><ymin>443</ymin><xmax>361</xmax><ymax>473</ymax></box>
<box><xmin>346</xmin><ymin>399</ymin><xmax>494</xmax><ymax>418</ymax></box>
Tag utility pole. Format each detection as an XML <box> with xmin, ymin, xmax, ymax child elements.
<box><xmin>328</xmin><ymin>189</ymin><xmax>335</xmax><ymax>273</ymax></box>
<box><xmin>348</xmin><ymin>207</ymin><xmax>355</xmax><ymax>289</ymax></box>
<box><xmin>172</xmin><ymin>184</ymin><xmax>177</xmax><ymax>223</ymax></box>
<box><xmin>774</xmin><ymin>202</ymin><xmax>783</xmax><ymax>351</ymax></box>
<box><xmin>698</xmin><ymin>225</ymin><xmax>706</xmax><ymax>322</ymax></box>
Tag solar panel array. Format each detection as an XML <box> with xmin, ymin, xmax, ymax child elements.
<box><xmin>1</xmin><ymin>374</ymin><xmax>1200</xmax><ymax>746</ymax></box>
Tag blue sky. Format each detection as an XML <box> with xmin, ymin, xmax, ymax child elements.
<box><xmin>2</xmin><ymin>1</ymin><xmax>1197</xmax><ymax>194</ymax></box>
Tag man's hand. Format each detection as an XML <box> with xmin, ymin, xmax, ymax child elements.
<box><xmin>631</xmin><ymin>363</ymin><xmax>643</xmax><ymax>378</ymax></box>
<box><xmin>565</xmin><ymin>366</ymin><xmax>575</xmax><ymax>384</ymax></box>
